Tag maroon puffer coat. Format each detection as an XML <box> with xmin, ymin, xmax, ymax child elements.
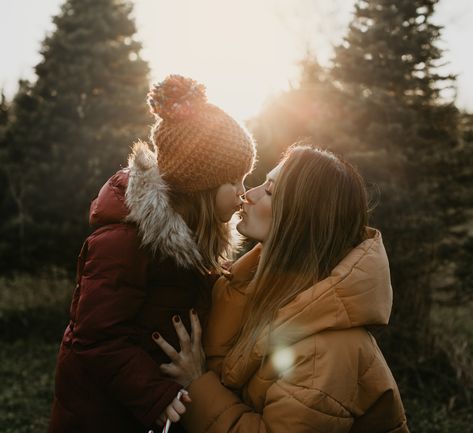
<box><xmin>49</xmin><ymin>143</ymin><xmax>214</xmax><ymax>433</ymax></box>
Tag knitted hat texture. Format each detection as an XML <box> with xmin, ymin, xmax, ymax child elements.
<box><xmin>147</xmin><ymin>75</ymin><xmax>256</xmax><ymax>193</ymax></box>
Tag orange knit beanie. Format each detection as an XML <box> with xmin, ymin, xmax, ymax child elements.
<box><xmin>147</xmin><ymin>75</ymin><xmax>256</xmax><ymax>193</ymax></box>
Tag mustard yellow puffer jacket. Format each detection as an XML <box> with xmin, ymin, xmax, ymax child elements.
<box><xmin>182</xmin><ymin>228</ymin><xmax>410</xmax><ymax>433</ymax></box>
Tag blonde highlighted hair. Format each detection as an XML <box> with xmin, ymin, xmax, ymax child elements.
<box><xmin>230</xmin><ymin>143</ymin><xmax>369</xmax><ymax>362</ymax></box>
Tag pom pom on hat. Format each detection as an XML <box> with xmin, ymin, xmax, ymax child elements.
<box><xmin>147</xmin><ymin>74</ymin><xmax>256</xmax><ymax>193</ymax></box>
<box><xmin>147</xmin><ymin>75</ymin><xmax>207</xmax><ymax>121</ymax></box>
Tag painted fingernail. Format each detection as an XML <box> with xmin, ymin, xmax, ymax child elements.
<box><xmin>152</xmin><ymin>332</ymin><xmax>160</xmax><ymax>340</ymax></box>
<box><xmin>190</xmin><ymin>308</ymin><xmax>196</xmax><ymax>315</ymax></box>
<box><xmin>173</xmin><ymin>315</ymin><xmax>181</xmax><ymax>323</ymax></box>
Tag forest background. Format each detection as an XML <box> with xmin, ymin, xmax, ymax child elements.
<box><xmin>0</xmin><ymin>0</ymin><xmax>472</xmax><ymax>432</ymax></box>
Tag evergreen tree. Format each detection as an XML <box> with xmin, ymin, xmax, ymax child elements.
<box><xmin>330</xmin><ymin>0</ymin><xmax>459</xmax><ymax>370</ymax></box>
<box><xmin>0</xmin><ymin>91</ymin><xmax>8</xmax><ymax>127</ymax></box>
<box><xmin>0</xmin><ymin>82</ymin><xmax>37</xmax><ymax>270</ymax></box>
<box><xmin>447</xmin><ymin>112</ymin><xmax>473</xmax><ymax>303</ymax></box>
<box><xmin>247</xmin><ymin>58</ymin><xmax>337</xmax><ymax>185</ymax></box>
<box><xmin>0</xmin><ymin>0</ymin><xmax>150</xmax><ymax>272</ymax></box>
<box><xmin>0</xmin><ymin>91</ymin><xmax>12</xmax><ymax>266</ymax></box>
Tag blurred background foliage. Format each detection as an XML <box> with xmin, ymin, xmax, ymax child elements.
<box><xmin>0</xmin><ymin>0</ymin><xmax>472</xmax><ymax>431</ymax></box>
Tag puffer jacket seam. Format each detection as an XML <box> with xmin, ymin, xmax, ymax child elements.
<box><xmin>205</xmin><ymin>400</ymin><xmax>245</xmax><ymax>432</ymax></box>
<box><xmin>347</xmin><ymin>343</ymin><xmax>377</xmax><ymax>408</ymax></box>
<box><xmin>358</xmin><ymin>345</ymin><xmax>377</xmax><ymax>380</ymax></box>
<box><xmin>266</xmin><ymin>236</ymin><xmax>378</xmax><ymax>336</ymax></box>
<box><xmin>311</xmin><ymin>334</ymin><xmax>318</xmax><ymax>389</ymax></box>
<box><xmin>272</xmin><ymin>381</ymin><xmax>352</xmax><ymax>419</ymax></box>
<box><xmin>332</xmin><ymin>235</ymin><xmax>377</xmax><ymax>317</ymax></box>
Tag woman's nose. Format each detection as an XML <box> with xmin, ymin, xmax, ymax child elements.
<box><xmin>244</xmin><ymin>186</ymin><xmax>259</xmax><ymax>204</ymax></box>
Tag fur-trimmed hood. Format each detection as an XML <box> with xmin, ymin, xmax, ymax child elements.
<box><xmin>89</xmin><ymin>141</ymin><xmax>203</xmax><ymax>269</ymax></box>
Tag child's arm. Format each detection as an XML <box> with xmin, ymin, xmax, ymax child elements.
<box><xmin>71</xmin><ymin>225</ymin><xmax>181</xmax><ymax>427</ymax></box>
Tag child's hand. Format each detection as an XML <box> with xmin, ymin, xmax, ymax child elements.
<box><xmin>156</xmin><ymin>390</ymin><xmax>191</xmax><ymax>427</ymax></box>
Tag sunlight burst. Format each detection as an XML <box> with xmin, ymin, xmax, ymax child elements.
<box><xmin>134</xmin><ymin>0</ymin><xmax>308</xmax><ymax>121</ymax></box>
<box><xmin>272</xmin><ymin>346</ymin><xmax>295</xmax><ymax>373</ymax></box>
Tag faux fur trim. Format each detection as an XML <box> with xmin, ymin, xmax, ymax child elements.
<box><xmin>124</xmin><ymin>141</ymin><xmax>203</xmax><ymax>269</ymax></box>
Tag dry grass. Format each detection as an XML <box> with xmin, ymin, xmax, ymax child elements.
<box><xmin>0</xmin><ymin>271</ymin><xmax>472</xmax><ymax>432</ymax></box>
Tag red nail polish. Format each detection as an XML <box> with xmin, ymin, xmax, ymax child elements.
<box><xmin>173</xmin><ymin>315</ymin><xmax>181</xmax><ymax>323</ymax></box>
<box><xmin>152</xmin><ymin>332</ymin><xmax>160</xmax><ymax>340</ymax></box>
<box><xmin>191</xmin><ymin>308</ymin><xmax>196</xmax><ymax>315</ymax></box>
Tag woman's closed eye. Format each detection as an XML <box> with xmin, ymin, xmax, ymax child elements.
<box><xmin>264</xmin><ymin>180</ymin><xmax>274</xmax><ymax>196</ymax></box>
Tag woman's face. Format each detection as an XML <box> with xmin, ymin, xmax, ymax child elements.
<box><xmin>215</xmin><ymin>177</ymin><xmax>246</xmax><ymax>222</ymax></box>
<box><xmin>237</xmin><ymin>163</ymin><xmax>282</xmax><ymax>243</ymax></box>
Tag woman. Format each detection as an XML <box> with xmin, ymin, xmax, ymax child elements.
<box><xmin>154</xmin><ymin>144</ymin><xmax>410</xmax><ymax>432</ymax></box>
<box><xmin>48</xmin><ymin>75</ymin><xmax>256</xmax><ymax>433</ymax></box>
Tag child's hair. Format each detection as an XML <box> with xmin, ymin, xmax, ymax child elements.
<box><xmin>170</xmin><ymin>188</ymin><xmax>239</xmax><ymax>273</ymax></box>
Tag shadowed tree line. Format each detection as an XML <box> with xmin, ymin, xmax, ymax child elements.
<box><xmin>0</xmin><ymin>0</ymin><xmax>472</xmax><ymax>431</ymax></box>
<box><xmin>0</xmin><ymin>0</ymin><xmax>150</xmax><ymax>271</ymax></box>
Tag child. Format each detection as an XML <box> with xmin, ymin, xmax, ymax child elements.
<box><xmin>48</xmin><ymin>75</ymin><xmax>256</xmax><ymax>433</ymax></box>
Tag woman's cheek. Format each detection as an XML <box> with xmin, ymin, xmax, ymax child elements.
<box><xmin>255</xmin><ymin>197</ymin><xmax>273</xmax><ymax>241</ymax></box>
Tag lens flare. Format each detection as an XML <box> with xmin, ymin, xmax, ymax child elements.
<box><xmin>272</xmin><ymin>347</ymin><xmax>295</xmax><ymax>373</ymax></box>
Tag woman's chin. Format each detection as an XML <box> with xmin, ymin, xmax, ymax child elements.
<box><xmin>236</xmin><ymin>220</ymin><xmax>247</xmax><ymax>236</ymax></box>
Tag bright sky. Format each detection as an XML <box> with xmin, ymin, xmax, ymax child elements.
<box><xmin>1</xmin><ymin>0</ymin><xmax>472</xmax><ymax>121</ymax></box>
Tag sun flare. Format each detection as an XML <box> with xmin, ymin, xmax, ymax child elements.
<box><xmin>133</xmin><ymin>0</ymin><xmax>308</xmax><ymax>121</ymax></box>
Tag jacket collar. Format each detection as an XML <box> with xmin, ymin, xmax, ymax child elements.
<box><xmin>124</xmin><ymin>141</ymin><xmax>203</xmax><ymax>270</ymax></box>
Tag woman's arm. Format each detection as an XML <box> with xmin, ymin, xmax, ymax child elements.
<box><xmin>181</xmin><ymin>371</ymin><xmax>354</xmax><ymax>433</ymax></box>
<box><xmin>154</xmin><ymin>313</ymin><xmax>354</xmax><ymax>433</ymax></box>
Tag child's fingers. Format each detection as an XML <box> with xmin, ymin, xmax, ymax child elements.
<box><xmin>181</xmin><ymin>393</ymin><xmax>192</xmax><ymax>404</ymax></box>
<box><xmin>179</xmin><ymin>388</ymin><xmax>192</xmax><ymax>403</ymax></box>
<box><xmin>172</xmin><ymin>398</ymin><xmax>186</xmax><ymax>415</ymax></box>
<box><xmin>166</xmin><ymin>405</ymin><xmax>181</xmax><ymax>423</ymax></box>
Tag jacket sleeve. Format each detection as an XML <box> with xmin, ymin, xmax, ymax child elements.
<box><xmin>71</xmin><ymin>225</ymin><xmax>181</xmax><ymax>427</ymax></box>
<box><xmin>181</xmin><ymin>371</ymin><xmax>354</xmax><ymax>433</ymax></box>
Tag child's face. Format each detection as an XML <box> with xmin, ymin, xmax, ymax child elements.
<box><xmin>215</xmin><ymin>176</ymin><xmax>246</xmax><ymax>222</ymax></box>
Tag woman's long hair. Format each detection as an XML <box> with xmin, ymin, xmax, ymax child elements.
<box><xmin>170</xmin><ymin>188</ymin><xmax>239</xmax><ymax>273</ymax></box>
<box><xmin>231</xmin><ymin>144</ymin><xmax>369</xmax><ymax>362</ymax></box>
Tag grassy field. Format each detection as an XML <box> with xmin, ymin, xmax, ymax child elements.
<box><xmin>0</xmin><ymin>271</ymin><xmax>472</xmax><ymax>432</ymax></box>
<box><xmin>1</xmin><ymin>339</ymin><xmax>59</xmax><ymax>433</ymax></box>
<box><xmin>0</xmin><ymin>271</ymin><xmax>72</xmax><ymax>433</ymax></box>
